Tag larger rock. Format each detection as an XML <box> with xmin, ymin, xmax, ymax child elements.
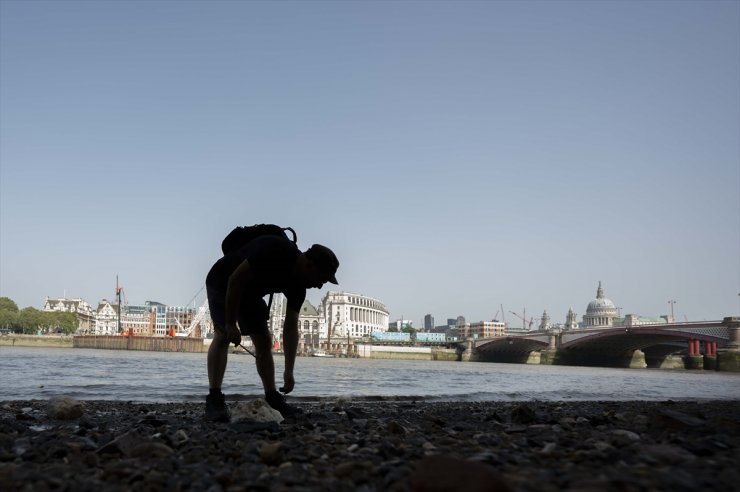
<box><xmin>47</xmin><ymin>396</ymin><xmax>84</xmax><ymax>420</ymax></box>
<box><xmin>231</xmin><ymin>399</ymin><xmax>284</xmax><ymax>424</ymax></box>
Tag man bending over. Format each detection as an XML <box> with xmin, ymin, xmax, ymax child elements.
<box><xmin>205</xmin><ymin>235</ymin><xmax>339</xmax><ymax>421</ymax></box>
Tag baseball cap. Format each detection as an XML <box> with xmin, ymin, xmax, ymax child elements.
<box><xmin>306</xmin><ymin>244</ymin><xmax>339</xmax><ymax>284</ymax></box>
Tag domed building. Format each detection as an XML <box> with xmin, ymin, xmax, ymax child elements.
<box><xmin>582</xmin><ymin>282</ymin><xmax>618</xmax><ymax>327</ymax></box>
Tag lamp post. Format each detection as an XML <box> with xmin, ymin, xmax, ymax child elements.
<box><xmin>668</xmin><ymin>300</ymin><xmax>676</xmax><ymax>322</ymax></box>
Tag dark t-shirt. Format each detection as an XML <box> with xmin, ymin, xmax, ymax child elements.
<box><xmin>206</xmin><ymin>235</ymin><xmax>306</xmax><ymax>312</ymax></box>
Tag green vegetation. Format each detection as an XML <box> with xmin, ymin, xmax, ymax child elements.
<box><xmin>0</xmin><ymin>296</ymin><xmax>78</xmax><ymax>335</ymax></box>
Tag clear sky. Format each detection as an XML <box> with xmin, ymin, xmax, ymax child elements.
<box><xmin>1</xmin><ymin>0</ymin><xmax>738</xmax><ymax>327</ymax></box>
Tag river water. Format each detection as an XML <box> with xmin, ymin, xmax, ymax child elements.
<box><xmin>1</xmin><ymin>347</ymin><xmax>739</xmax><ymax>402</ymax></box>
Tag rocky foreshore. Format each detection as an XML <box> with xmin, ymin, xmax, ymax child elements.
<box><xmin>1</xmin><ymin>398</ymin><xmax>738</xmax><ymax>491</ymax></box>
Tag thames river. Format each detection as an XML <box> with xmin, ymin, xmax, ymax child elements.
<box><xmin>1</xmin><ymin>346</ymin><xmax>739</xmax><ymax>402</ymax></box>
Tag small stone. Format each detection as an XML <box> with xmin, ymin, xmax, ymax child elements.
<box><xmin>641</xmin><ymin>444</ymin><xmax>696</xmax><ymax>464</ymax></box>
<box><xmin>611</xmin><ymin>429</ymin><xmax>640</xmax><ymax>441</ymax></box>
<box><xmin>411</xmin><ymin>454</ymin><xmax>511</xmax><ymax>492</ymax></box>
<box><xmin>558</xmin><ymin>417</ymin><xmax>577</xmax><ymax>426</ymax></box>
<box><xmin>657</xmin><ymin>409</ymin><xmax>707</xmax><ymax>428</ymax></box>
<box><xmin>129</xmin><ymin>442</ymin><xmax>174</xmax><ymax>458</ymax></box>
<box><xmin>540</xmin><ymin>442</ymin><xmax>557</xmax><ymax>454</ymax></box>
<box><xmin>96</xmin><ymin>431</ymin><xmax>141</xmax><ymax>456</ymax></box>
<box><xmin>13</xmin><ymin>437</ymin><xmax>31</xmax><ymax>457</ymax></box>
<box><xmin>511</xmin><ymin>404</ymin><xmax>536</xmax><ymax>424</ymax></box>
<box><xmin>334</xmin><ymin>461</ymin><xmax>360</xmax><ymax>477</ymax></box>
<box><xmin>387</xmin><ymin>420</ymin><xmax>406</xmax><ymax>435</ymax></box>
<box><xmin>345</xmin><ymin>407</ymin><xmax>369</xmax><ymax>420</ymax></box>
<box><xmin>593</xmin><ymin>440</ymin><xmax>613</xmax><ymax>452</ymax></box>
<box><xmin>260</xmin><ymin>441</ymin><xmax>284</xmax><ymax>466</ymax></box>
<box><xmin>172</xmin><ymin>429</ymin><xmax>189</xmax><ymax>447</ymax></box>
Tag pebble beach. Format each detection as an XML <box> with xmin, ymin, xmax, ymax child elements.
<box><xmin>1</xmin><ymin>398</ymin><xmax>738</xmax><ymax>491</ymax></box>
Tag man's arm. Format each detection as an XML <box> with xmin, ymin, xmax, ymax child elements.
<box><xmin>224</xmin><ymin>259</ymin><xmax>253</xmax><ymax>345</ymax></box>
<box><xmin>280</xmin><ymin>307</ymin><xmax>299</xmax><ymax>393</ymax></box>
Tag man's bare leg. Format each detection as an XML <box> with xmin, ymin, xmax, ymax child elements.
<box><xmin>207</xmin><ymin>329</ymin><xmax>230</xmax><ymax>390</ymax></box>
<box><xmin>250</xmin><ymin>331</ymin><xmax>299</xmax><ymax>416</ymax></box>
<box><xmin>249</xmin><ymin>330</ymin><xmax>276</xmax><ymax>392</ymax></box>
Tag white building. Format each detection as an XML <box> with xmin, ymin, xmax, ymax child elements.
<box><xmin>43</xmin><ymin>297</ymin><xmax>95</xmax><ymax>333</ymax></box>
<box><xmin>95</xmin><ymin>300</ymin><xmax>119</xmax><ymax>335</ymax></box>
<box><xmin>268</xmin><ymin>290</ymin><xmax>389</xmax><ymax>343</ymax></box>
<box><xmin>322</xmin><ymin>291</ymin><xmax>389</xmax><ymax>340</ymax></box>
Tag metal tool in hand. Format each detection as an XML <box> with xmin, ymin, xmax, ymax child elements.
<box><xmin>236</xmin><ymin>342</ymin><xmax>256</xmax><ymax>358</ymax></box>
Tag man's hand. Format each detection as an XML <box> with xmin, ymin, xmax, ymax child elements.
<box><xmin>225</xmin><ymin>323</ymin><xmax>241</xmax><ymax>346</ymax></box>
<box><xmin>279</xmin><ymin>371</ymin><xmax>295</xmax><ymax>394</ymax></box>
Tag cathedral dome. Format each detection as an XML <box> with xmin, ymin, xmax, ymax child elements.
<box><xmin>583</xmin><ymin>281</ymin><xmax>618</xmax><ymax>327</ymax></box>
<box><xmin>587</xmin><ymin>297</ymin><xmax>616</xmax><ymax>314</ymax></box>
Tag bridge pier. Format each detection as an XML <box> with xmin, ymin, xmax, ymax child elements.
<box><xmin>717</xmin><ymin>316</ymin><xmax>740</xmax><ymax>372</ymax></box>
<box><xmin>461</xmin><ymin>338</ymin><xmax>476</xmax><ymax>362</ymax></box>
<box><xmin>685</xmin><ymin>338</ymin><xmax>704</xmax><ymax>370</ymax></box>
<box><xmin>526</xmin><ymin>351</ymin><xmax>541</xmax><ymax>364</ymax></box>
<box><xmin>646</xmin><ymin>354</ymin><xmax>686</xmax><ymax>369</ymax></box>
<box><xmin>539</xmin><ymin>349</ymin><xmax>559</xmax><ymax>365</ymax></box>
<box><xmin>627</xmin><ymin>349</ymin><xmax>647</xmax><ymax>369</ymax></box>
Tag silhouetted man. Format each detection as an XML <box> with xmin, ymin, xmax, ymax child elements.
<box><xmin>205</xmin><ymin>235</ymin><xmax>339</xmax><ymax>421</ymax></box>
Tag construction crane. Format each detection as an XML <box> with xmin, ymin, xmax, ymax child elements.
<box><xmin>185</xmin><ymin>301</ymin><xmax>210</xmax><ymax>337</ymax></box>
<box><xmin>509</xmin><ymin>309</ymin><xmax>536</xmax><ymax>331</ymax></box>
<box><xmin>171</xmin><ymin>317</ymin><xmax>185</xmax><ymax>337</ymax></box>
<box><xmin>169</xmin><ymin>300</ymin><xmax>210</xmax><ymax>338</ymax></box>
<box><xmin>114</xmin><ymin>275</ymin><xmax>129</xmax><ymax>335</ymax></box>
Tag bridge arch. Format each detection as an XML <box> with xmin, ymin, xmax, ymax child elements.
<box><xmin>474</xmin><ymin>336</ymin><xmax>548</xmax><ymax>363</ymax></box>
<box><xmin>558</xmin><ymin>327</ymin><xmax>728</xmax><ymax>367</ymax></box>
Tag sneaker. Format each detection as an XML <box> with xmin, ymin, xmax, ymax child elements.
<box><xmin>265</xmin><ymin>390</ymin><xmax>302</xmax><ymax>417</ymax></box>
<box><xmin>205</xmin><ymin>391</ymin><xmax>231</xmax><ymax>422</ymax></box>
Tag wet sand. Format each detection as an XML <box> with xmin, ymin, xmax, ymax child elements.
<box><xmin>1</xmin><ymin>399</ymin><xmax>738</xmax><ymax>491</ymax></box>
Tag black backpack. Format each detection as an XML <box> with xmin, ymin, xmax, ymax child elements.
<box><xmin>221</xmin><ymin>224</ymin><xmax>297</xmax><ymax>255</ymax></box>
<box><xmin>220</xmin><ymin>224</ymin><xmax>298</xmax><ymax>321</ymax></box>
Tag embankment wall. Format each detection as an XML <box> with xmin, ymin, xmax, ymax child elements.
<box><xmin>357</xmin><ymin>344</ymin><xmax>457</xmax><ymax>361</ymax></box>
<box><xmin>73</xmin><ymin>336</ymin><xmax>205</xmax><ymax>353</ymax></box>
<box><xmin>0</xmin><ymin>335</ymin><xmax>73</xmax><ymax>348</ymax></box>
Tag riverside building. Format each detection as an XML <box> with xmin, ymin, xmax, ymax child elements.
<box><xmin>44</xmin><ymin>295</ymin><xmax>206</xmax><ymax>336</ymax></box>
<box><xmin>469</xmin><ymin>320</ymin><xmax>506</xmax><ymax>338</ymax></box>
<box><xmin>95</xmin><ymin>300</ymin><xmax>118</xmax><ymax>335</ymax></box>
<box><xmin>43</xmin><ymin>297</ymin><xmax>96</xmax><ymax>333</ymax></box>
<box><xmin>268</xmin><ymin>290</ymin><xmax>389</xmax><ymax>344</ymax></box>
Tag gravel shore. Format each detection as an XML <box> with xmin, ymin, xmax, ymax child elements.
<box><xmin>1</xmin><ymin>398</ymin><xmax>737</xmax><ymax>491</ymax></box>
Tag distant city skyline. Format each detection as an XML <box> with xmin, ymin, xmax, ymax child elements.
<box><xmin>26</xmin><ymin>279</ymin><xmax>716</xmax><ymax>329</ymax></box>
<box><xmin>1</xmin><ymin>1</ymin><xmax>738</xmax><ymax>325</ymax></box>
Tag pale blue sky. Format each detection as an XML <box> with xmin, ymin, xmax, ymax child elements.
<box><xmin>1</xmin><ymin>1</ymin><xmax>738</xmax><ymax>326</ymax></box>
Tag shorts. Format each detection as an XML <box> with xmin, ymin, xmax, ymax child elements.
<box><xmin>206</xmin><ymin>285</ymin><xmax>270</xmax><ymax>337</ymax></box>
